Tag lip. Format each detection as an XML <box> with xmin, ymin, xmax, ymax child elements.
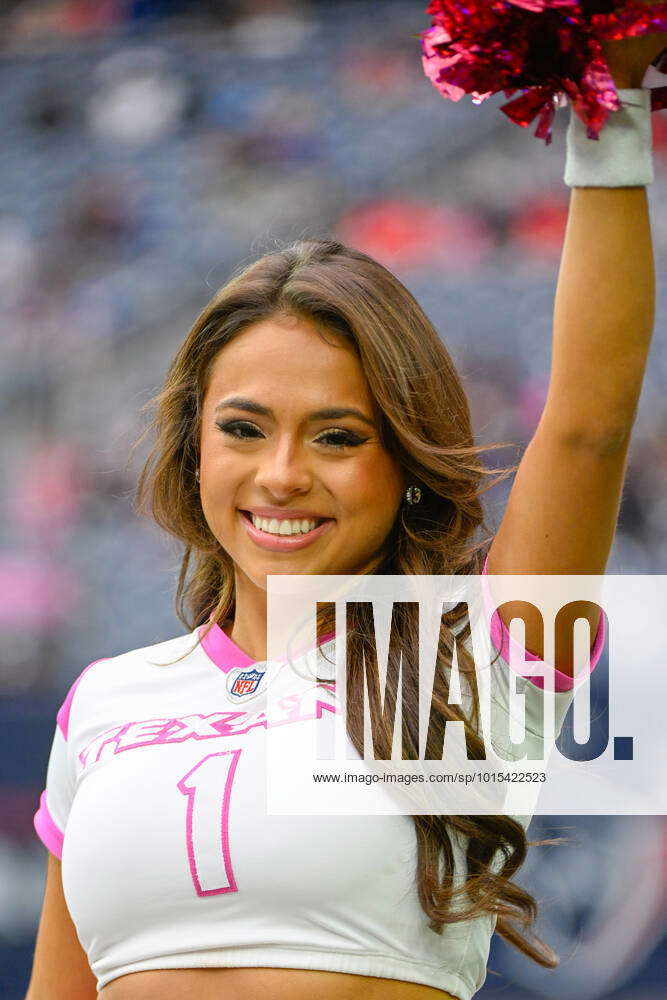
<box><xmin>239</xmin><ymin>509</ymin><xmax>334</xmax><ymax>552</ymax></box>
<box><xmin>243</xmin><ymin>506</ymin><xmax>330</xmax><ymax>519</ymax></box>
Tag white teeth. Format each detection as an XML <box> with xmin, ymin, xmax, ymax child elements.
<box><xmin>250</xmin><ymin>514</ymin><xmax>319</xmax><ymax>536</ymax></box>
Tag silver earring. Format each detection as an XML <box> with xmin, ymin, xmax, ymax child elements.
<box><xmin>195</xmin><ymin>467</ymin><xmax>200</xmax><ymax>483</ymax></box>
<box><xmin>405</xmin><ymin>485</ymin><xmax>422</xmax><ymax>505</ymax></box>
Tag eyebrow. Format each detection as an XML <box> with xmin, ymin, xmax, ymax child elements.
<box><xmin>214</xmin><ymin>396</ymin><xmax>376</xmax><ymax>428</ymax></box>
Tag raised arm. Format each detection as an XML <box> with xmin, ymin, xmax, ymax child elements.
<box><xmin>486</xmin><ymin>34</ymin><xmax>665</xmax><ymax>675</ymax></box>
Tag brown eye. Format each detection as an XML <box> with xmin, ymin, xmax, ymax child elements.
<box><xmin>316</xmin><ymin>429</ymin><xmax>367</xmax><ymax>450</ymax></box>
<box><xmin>216</xmin><ymin>420</ymin><xmax>263</xmax><ymax>440</ymax></box>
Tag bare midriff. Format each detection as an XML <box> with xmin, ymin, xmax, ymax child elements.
<box><xmin>98</xmin><ymin>967</ymin><xmax>459</xmax><ymax>1000</ymax></box>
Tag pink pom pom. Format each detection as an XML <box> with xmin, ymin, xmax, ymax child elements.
<box><xmin>421</xmin><ymin>0</ymin><xmax>667</xmax><ymax>143</ymax></box>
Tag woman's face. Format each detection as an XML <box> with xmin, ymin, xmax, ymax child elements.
<box><xmin>198</xmin><ymin>312</ymin><xmax>406</xmax><ymax>596</ymax></box>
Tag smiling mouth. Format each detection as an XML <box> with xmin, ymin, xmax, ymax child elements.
<box><xmin>239</xmin><ymin>510</ymin><xmax>332</xmax><ymax>538</ymax></box>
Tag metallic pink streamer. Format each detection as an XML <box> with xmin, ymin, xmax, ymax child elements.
<box><xmin>422</xmin><ymin>0</ymin><xmax>667</xmax><ymax>142</ymax></box>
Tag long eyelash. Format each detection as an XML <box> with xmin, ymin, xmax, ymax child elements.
<box><xmin>317</xmin><ymin>430</ymin><xmax>367</xmax><ymax>449</ymax></box>
<box><xmin>216</xmin><ymin>421</ymin><xmax>366</xmax><ymax>449</ymax></box>
<box><xmin>216</xmin><ymin>420</ymin><xmax>262</xmax><ymax>439</ymax></box>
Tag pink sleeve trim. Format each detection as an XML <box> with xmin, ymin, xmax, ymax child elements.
<box><xmin>57</xmin><ymin>658</ymin><xmax>107</xmax><ymax>740</ymax></box>
<box><xmin>33</xmin><ymin>791</ymin><xmax>64</xmax><ymax>859</ymax></box>
<box><xmin>482</xmin><ymin>555</ymin><xmax>605</xmax><ymax>692</ymax></box>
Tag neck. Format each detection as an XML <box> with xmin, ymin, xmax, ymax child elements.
<box><xmin>226</xmin><ymin>569</ymin><xmax>268</xmax><ymax>662</ymax></box>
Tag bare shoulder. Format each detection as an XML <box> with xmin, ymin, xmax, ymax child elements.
<box><xmin>26</xmin><ymin>852</ymin><xmax>97</xmax><ymax>1000</ymax></box>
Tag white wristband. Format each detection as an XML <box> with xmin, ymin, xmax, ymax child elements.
<box><xmin>564</xmin><ymin>88</ymin><xmax>653</xmax><ymax>187</ymax></box>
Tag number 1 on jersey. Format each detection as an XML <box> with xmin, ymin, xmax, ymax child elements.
<box><xmin>177</xmin><ymin>749</ymin><xmax>240</xmax><ymax>896</ymax></box>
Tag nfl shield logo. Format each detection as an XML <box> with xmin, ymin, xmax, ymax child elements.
<box><xmin>228</xmin><ymin>667</ymin><xmax>265</xmax><ymax>700</ymax></box>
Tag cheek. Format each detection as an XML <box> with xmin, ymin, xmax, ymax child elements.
<box><xmin>337</xmin><ymin>455</ymin><xmax>402</xmax><ymax>524</ymax></box>
<box><xmin>201</xmin><ymin>450</ymin><xmax>245</xmax><ymax>502</ymax></box>
<box><xmin>199</xmin><ymin>471</ymin><xmax>239</xmax><ymax>537</ymax></box>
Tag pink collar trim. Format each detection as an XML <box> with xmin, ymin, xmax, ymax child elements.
<box><xmin>198</xmin><ymin>622</ymin><xmax>255</xmax><ymax>675</ymax></box>
<box><xmin>198</xmin><ymin>621</ymin><xmax>335</xmax><ymax>676</ymax></box>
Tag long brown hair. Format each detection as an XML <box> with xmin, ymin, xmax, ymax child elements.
<box><xmin>134</xmin><ymin>238</ymin><xmax>558</xmax><ymax>967</ymax></box>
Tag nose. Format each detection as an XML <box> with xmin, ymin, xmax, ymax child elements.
<box><xmin>254</xmin><ymin>436</ymin><xmax>313</xmax><ymax>500</ymax></box>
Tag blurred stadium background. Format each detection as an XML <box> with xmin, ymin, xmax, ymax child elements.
<box><xmin>1</xmin><ymin>1</ymin><xmax>667</xmax><ymax>997</ymax></box>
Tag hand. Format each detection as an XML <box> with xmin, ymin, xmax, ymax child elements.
<box><xmin>602</xmin><ymin>4</ymin><xmax>667</xmax><ymax>89</ymax></box>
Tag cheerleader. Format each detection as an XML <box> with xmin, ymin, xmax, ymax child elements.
<box><xmin>27</xmin><ymin>22</ymin><xmax>663</xmax><ymax>1000</ymax></box>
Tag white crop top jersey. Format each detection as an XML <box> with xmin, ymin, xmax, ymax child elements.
<box><xmin>34</xmin><ymin>570</ymin><xmax>605</xmax><ymax>999</ymax></box>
